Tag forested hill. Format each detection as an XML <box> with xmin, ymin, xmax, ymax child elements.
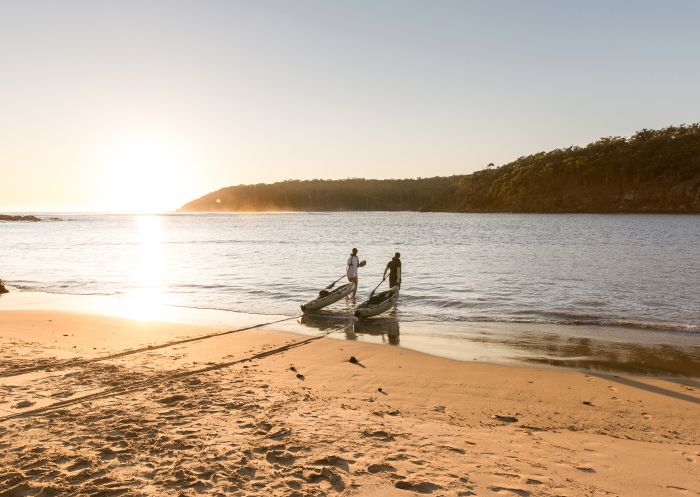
<box><xmin>180</xmin><ymin>125</ymin><xmax>700</xmax><ymax>213</ymax></box>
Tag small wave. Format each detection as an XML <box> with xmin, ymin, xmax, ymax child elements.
<box><xmin>171</xmin><ymin>283</ymin><xmax>231</xmax><ymax>290</ymax></box>
<box><xmin>9</xmin><ymin>285</ymin><xmax>122</xmax><ymax>297</ymax></box>
<box><xmin>397</xmin><ymin>312</ymin><xmax>699</xmax><ymax>333</ymax></box>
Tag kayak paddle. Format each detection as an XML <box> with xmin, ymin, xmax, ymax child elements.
<box><xmin>368</xmin><ymin>275</ymin><xmax>387</xmax><ymax>299</ymax></box>
<box><xmin>325</xmin><ymin>275</ymin><xmax>347</xmax><ymax>290</ymax></box>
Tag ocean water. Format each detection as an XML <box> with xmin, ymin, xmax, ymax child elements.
<box><xmin>1</xmin><ymin>212</ymin><xmax>699</xmax><ymax>333</ymax></box>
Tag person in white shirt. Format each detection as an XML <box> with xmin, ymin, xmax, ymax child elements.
<box><xmin>346</xmin><ymin>248</ymin><xmax>360</xmax><ymax>299</ymax></box>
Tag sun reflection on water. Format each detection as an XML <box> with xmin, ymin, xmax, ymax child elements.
<box><xmin>123</xmin><ymin>215</ymin><xmax>167</xmax><ymax>321</ymax></box>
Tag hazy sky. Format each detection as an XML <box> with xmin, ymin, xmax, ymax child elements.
<box><xmin>2</xmin><ymin>0</ymin><xmax>699</xmax><ymax>212</ymax></box>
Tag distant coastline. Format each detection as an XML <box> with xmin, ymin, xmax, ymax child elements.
<box><xmin>180</xmin><ymin>124</ymin><xmax>700</xmax><ymax>214</ymax></box>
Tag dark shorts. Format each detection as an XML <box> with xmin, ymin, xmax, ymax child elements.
<box><xmin>389</xmin><ymin>277</ymin><xmax>398</xmax><ymax>288</ymax></box>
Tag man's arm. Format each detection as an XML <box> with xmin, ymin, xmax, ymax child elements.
<box><xmin>383</xmin><ymin>263</ymin><xmax>390</xmax><ymax>279</ymax></box>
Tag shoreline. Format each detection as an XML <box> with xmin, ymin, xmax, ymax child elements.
<box><xmin>1</xmin><ymin>290</ymin><xmax>699</xmax><ymax>378</ymax></box>
<box><xmin>1</xmin><ymin>309</ymin><xmax>699</xmax><ymax>496</ymax></box>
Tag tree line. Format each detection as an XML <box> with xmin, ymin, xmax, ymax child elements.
<box><xmin>179</xmin><ymin>124</ymin><xmax>700</xmax><ymax>213</ymax></box>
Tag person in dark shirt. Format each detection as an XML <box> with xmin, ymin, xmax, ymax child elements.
<box><xmin>383</xmin><ymin>252</ymin><xmax>402</xmax><ymax>288</ymax></box>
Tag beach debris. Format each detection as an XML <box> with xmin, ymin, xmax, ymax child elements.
<box><xmin>582</xmin><ymin>401</ymin><xmax>593</xmax><ymax>406</ymax></box>
<box><xmin>289</xmin><ymin>365</ymin><xmax>297</xmax><ymax>372</ymax></box>
<box><xmin>12</xmin><ymin>399</ymin><xmax>35</xmax><ymax>409</ymax></box>
<box><xmin>377</xmin><ymin>387</ymin><xmax>384</xmax><ymax>393</ymax></box>
<box><xmin>296</xmin><ymin>373</ymin><xmax>305</xmax><ymax>380</ymax></box>
<box><xmin>494</xmin><ymin>415</ymin><xmax>519</xmax><ymax>423</ymax></box>
<box><xmin>387</xmin><ymin>409</ymin><xmax>401</xmax><ymax>416</ymax></box>
<box><xmin>576</xmin><ymin>466</ymin><xmax>596</xmax><ymax>473</ymax></box>
<box><xmin>434</xmin><ymin>405</ymin><xmax>446</xmax><ymax>413</ymax></box>
<box><xmin>349</xmin><ymin>356</ymin><xmax>359</xmax><ymax>364</ymax></box>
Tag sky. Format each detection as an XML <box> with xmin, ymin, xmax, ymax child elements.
<box><xmin>1</xmin><ymin>0</ymin><xmax>699</xmax><ymax>212</ymax></box>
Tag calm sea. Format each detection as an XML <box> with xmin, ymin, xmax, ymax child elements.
<box><xmin>1</xmin><ymin>212</ymin><xmax>699</xmax><ymax>333</ymax></box>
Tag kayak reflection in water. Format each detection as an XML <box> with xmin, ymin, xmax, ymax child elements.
<box><xmin>353</xmin><ymin>317</ymin><xmax>400</xmax><ymax>345</ymax></box>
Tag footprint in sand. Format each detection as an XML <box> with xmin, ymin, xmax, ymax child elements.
<box><xmin>489</xmin><ymin>486</ymin><xmax>531</xmax><ymax>497</ymax></box>
<box><xmin>305</xmin><ymin>467</ymin><xmax>345</xmax><ymax>492</ymax></box>
<box><xmin>439</xmin><ymin>445</ymin><xmax>465</xmax><ymax>455</ymax></box>
<box><xmin>267</xmin><ymin>427</ymin><xmax>292</xmax><ymax>439</ymax></box>
<box><xmin>311</xmin><ymin>455</ymin><xmax>352</xmax><ymax>472</ymax></box>
<box><xmin>367</xmin><ymin>463</ymin><xmax>396</xmax><ymax>474</ymax></box>
<box><xmin>395</xmin><ymin>480</ymin><xmax>442</xmax><ymax>494</ymax></box>
<box><xmin>361</xmin><ymin>430</ymin><xmax>396</xmax><ymax>442</ymax></box>
<box><xmin>257</xmin><ymin>421</ymin><xmax>273</xmax><ymax>433</ymax></box>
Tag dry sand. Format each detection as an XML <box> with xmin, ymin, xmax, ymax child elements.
<box><xmin>1</xmin><ymin>310</ymin><xmax>699</xmax><ymax>497</ymax></box>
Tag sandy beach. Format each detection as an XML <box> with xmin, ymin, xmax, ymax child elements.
<box><xmin>1</xmin><ymin>310</ymin><xmax>699</xmax><ymax>497</ymax></box>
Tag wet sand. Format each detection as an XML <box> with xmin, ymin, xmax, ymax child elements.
<box><xmin>1</xmin><ymin>310</ymin><xmax>699</xmax><ymax>496</ymax></box>
<box><xmin>4</xmin><ymin>291</ymin><xmax>699</xmax><ymax>377</ymax></box>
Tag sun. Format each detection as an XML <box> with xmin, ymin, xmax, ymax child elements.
<box><xmin>96</xmin><ymin>134</ymin><xmax>193</xmax><ymax>212</ymax></box>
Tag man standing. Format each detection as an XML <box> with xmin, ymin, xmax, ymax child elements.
<box><xmin>346</xmin><ymin>248</ymin><xmax>361</xmax><ymax>299</ymax></box>
<box><xmin>383</xmin><ymin>252</ymin><xmax>402</xmax><ymax>288</ymax></box>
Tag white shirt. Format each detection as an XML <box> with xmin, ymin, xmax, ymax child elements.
<box><xmin>346</xmin><ymin>255</ymin><xmax>359</xmax><ymax>278</ymax></box>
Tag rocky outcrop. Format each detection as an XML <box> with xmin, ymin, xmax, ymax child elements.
<box><xmin>0</xmin><ymin>279</ymin><xmax>9</xmax><ymax>294</ymax></box>
<box><xmin>0</xmin><ymin>215</ymin><xmax>41</xmax><ymax>222</ymax></box>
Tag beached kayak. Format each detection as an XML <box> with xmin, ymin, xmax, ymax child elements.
<box><xmin>354</xmin><ymin>286</ymin><xmax>399</xmax><ymax>318</ymax></box>
<box><xmin>301</xmin><ymin>282</ymin><xmax>356</xmax><ymax>313</ymax></box>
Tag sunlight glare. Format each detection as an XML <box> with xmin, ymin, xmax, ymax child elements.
<box><xmin>97</xmin><ymin>134</ymin><xmax>193</xmax><ymax>212</ymax></box>
<box><xmin>123</xmin><ymin>215</ymin><xmax>167</xmax><ymax>321</ymax></box>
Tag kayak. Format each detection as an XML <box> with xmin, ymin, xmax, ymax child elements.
<box><xmin>301</xmin><ymin>282</ymin><xmax>356</xmax><ymax>313</ymax></box>
<box><xmin>354</xmin><ymin>286</ymin><xmax>400</xmax><ymax>319</ymax></box>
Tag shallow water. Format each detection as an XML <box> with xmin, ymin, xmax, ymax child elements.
<box><xmin>1</xmin><ymin>212</ymin><xmax>698</xmax><ymax>333</ymax></box>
